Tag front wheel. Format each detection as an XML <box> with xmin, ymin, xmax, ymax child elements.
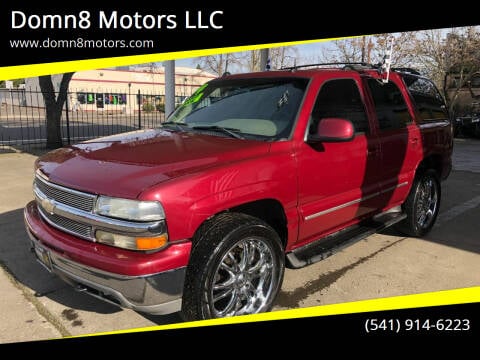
<box><xmin>181</xmin><ymin>213</ymin><xmax>285</xmax><ymax>321</ymax></box>
<box><xmin>396</xmin><ymin>169</ymin><xmax>441</xmax><ymax>237</ymax></box>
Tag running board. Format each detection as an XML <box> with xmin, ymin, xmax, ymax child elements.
<box><xmin>286</xmin><ymin>211</ymin><xmax>407</xmax><ymax>269</ymax></box>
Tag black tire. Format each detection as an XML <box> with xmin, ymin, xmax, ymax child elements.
<box><xmin>474</xmin><ymin>123</ymin><xmax>480</xmax><ymax>138</ymax></box>
<box><xmin>181</xmin><ymin>212</ymin><xmax>285</xmax><ymax>321</ymax></box>
<box><xmin>453</xmin><ymin>124</ymin><xmax>460</xmax><ymax>138</ymax></box>
<box><xmin>395</xmin><ymin>169</ymin><xmax>441</xmax><ymax>237</ymax></box>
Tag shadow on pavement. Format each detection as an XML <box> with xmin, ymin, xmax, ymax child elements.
<box><xmin>379</xmin><ymin>169</ymin><xmax>480</xmax><ymax>254</ymax></box>
<box><xmin>0</xmin><ymin>207</ymin><xmax>121</xmax><ymax>315</ymax></box>
<box><xmin>0</xmin><ymin>207</ymin><xmax>185</xmax><ymax>325</ymax></box>
<box><xmin>140</xmin><ymin>312</ymin><xmax>183</xmax><ymax>325</ymax></box>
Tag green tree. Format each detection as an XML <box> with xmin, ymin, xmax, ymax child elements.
<box><xmin>13</xmin><ymin>79</ymin><xmax>24</xmax><ymax>87</ymax></box>
<box><xmin>0</xmin><ymin>79</ymin><xmax>25</xmax><ymax>88</ymax></box>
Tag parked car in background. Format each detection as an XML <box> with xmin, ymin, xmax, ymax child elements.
<box><xmin>454</xmin><ymin>113</ymin><xmax>480</xmax><ymax>138</ymax></box>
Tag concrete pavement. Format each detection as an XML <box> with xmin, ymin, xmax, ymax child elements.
<box><xmin>0</xmin><ymin>151</ymin><xmax>64</xmax><ymax>343</ymax></box>
<box><xmin>0</xmin><ymin>150</ymin><xmax>180</xmax><ymax>344</ymax></box>
<box><xmin>0</xmin><ymin>138</ymin><xmax>479</xmax><ymax>344</ymax></box>
<box><xmin>0</xmin><ymin>263</ymin><xmax>62</xmax><ymax>343</ymax></box>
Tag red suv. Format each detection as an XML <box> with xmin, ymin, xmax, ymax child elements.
<box><xmin>24</xmin><ymin>65</ymin><xmax>452</xmax><ymax>320</ymax></box>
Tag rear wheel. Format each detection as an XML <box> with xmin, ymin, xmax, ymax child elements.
<box><xmin>181</xmin><ymin>213</ymin><xmax>285</xmax><ymax>321</ymax></box>
<box><xmin>396</xmin><ymin>169</ymin><xmax>441</xmax><ymax>237</ymax></box>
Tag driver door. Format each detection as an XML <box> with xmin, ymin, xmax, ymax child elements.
<box><xmin>295</xmin><ymin>75</ymin><xmax>381</xmax><ymax>247</ymax></box>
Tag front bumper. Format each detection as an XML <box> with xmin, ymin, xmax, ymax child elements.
<box><xmin>24</xmin><ymin>202</ymin><xmax>190</xmax><ymax>315</ymax></box>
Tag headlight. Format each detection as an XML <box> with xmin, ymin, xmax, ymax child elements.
<box><xmin>95</xmin><ymin>196</ymin><xmax>165</xmax><ymax>221</ymax></box>
<box><xmin>95</xmin><ymin>230</ymin><xmax>168</xmax><ymax>251</ymax></box>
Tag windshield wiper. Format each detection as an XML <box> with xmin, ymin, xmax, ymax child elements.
<box><xmin>192</xmin><ymin>125</ymin><xmax>245</xmax><ymax>139</ymax></box>
<box><xmin>161</xmin><ymin>121</ymin><xmax>191</xmax><ymax>131</ymax></box>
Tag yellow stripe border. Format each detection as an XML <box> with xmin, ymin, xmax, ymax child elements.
<box><xmin>0</xmin><ymin>36</ymin><xmax>358</xmax><ymax>81</ymax></box>
<box><xmin>67</xmin><ymin>286</ymin><xmax>480</xmax><ymax>339</ymax></box>
<box><xmin>8</xmin><ymin>32</ymin><xmax>476</xmax><ymax>340</ymax></box>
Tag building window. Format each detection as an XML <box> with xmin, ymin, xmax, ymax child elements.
<box><xmin>104</xmin><ymin>93</ymin><xmax>127</xmax><ymax>105</ymax></box>
<box><xmin>96</xmin><ymin>93</ymin><xmax>104</xmax><ymax>108</ymax></box>
<box><xmin>77</xmin><ymin>93</ymin><xmax>86</xmax><ymax>104</ymax></box>
<box><xmin>85</xmin><ymin>93</ymin><xmax>95</xmax><ymax>104</ymax></box>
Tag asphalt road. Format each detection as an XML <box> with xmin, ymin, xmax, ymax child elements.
<box><xmin>0</xmin><ymin>138</ymin><xmax>479</xmax><ymax>343</ymax></box>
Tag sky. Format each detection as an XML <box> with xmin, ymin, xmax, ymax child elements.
<box><xmin>171</xmin><ymin>27</ymin><xmax>462</xmax><ymax>73</ymax></box>
<box><xmin>173</xmin><ymin>41</ymin><xmax>331</xmax><ymax>71</ymax></box>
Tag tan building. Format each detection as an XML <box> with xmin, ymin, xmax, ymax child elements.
<box><xmin>24</xmin><ymin>66</ymin><xmax>216</xmax><ymax>113</ymax></box>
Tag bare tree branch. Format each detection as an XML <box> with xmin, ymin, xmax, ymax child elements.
<box><xmin>414</xmin><ymin>27</ymin><xmax>480</xmax><ymax>114</ymax></box>
<box><xmin>196</xmin><ymin>53</ymin><xmax>241</xmax><ymax>76</ymax></box>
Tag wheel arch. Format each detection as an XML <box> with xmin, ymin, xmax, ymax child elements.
<box><xmin>192</xmin><ymin>198</ymin><xmax>289</xmax><ymax>249</ymax></box>
<box><xmin>230</xmin><ymin>199</ymin><xmax>288</xmax><ymax>249</ymax></box>
<box><xmin>415</xmin><ymin>154</ymin><xmax>443</xmax><ymax>180</ymax></box>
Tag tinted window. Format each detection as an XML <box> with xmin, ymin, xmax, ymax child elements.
<box><xmin>310</xmin><ymin>79</ymin><xmax>369</xmax><ymax>134</ymax></box>
<box><xmin>367</xmin><ymin>79</ymin><xmax>412</xmax><ymax>130</ymax></box>
<box><xmin>404</xmin><ymin>76</ymin><xmax>448</xmax><ymax>122</ymax></box>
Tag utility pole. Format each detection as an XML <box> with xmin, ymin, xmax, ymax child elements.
<box><xmin>361</xmin><ymin>37</ymin><xmax>366</xmax><ymax>63</ymax></box>
<box><xmin>367</xmin><ymin>38</ymin><xmax>374</xmax><ymax>63</ymax></box>
<box><xmin>164</xmin><ymin>60</ymin><xmax>175</xmax><ymax>119</ymax></box>
<box><xmin>259</xmin><ymin>49</ymin><xmax>269</xmax><ymax>71</ymax></box>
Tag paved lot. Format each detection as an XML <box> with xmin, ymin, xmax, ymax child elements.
<box><xmin>0</xmin><ymin>138</ymin><xmax>479</xmax><ymax>343</ymax></box>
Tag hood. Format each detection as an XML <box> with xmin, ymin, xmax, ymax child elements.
<box><xmin>36</xmin><ymin>129</ymin><xmax>271</xmax><ymax>198</ymax></box>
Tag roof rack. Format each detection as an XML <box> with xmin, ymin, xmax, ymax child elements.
<box><xmin>391</xmin><ymin>67</ymin><xmax>421</xmax><ymax>75</ymax></box>
<box><xmin>282</xmin><ymin>62</ymin><xmax>379</xmax><ymax>71</ymax></box>
<box><xmin>280</xmin><ymin>62</ymin><xmax>423</xmax><ymax>79</ymax></box>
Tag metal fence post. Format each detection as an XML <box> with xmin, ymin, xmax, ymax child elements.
<box><xmin>65</xmin><ymin>93</ymin><xmax>71</xmax><ymax>145</ymax></box>
<box><xmin>137</xmin><ymin>89</ymin><xmax>141</xmax><ymax>129</ymax></box>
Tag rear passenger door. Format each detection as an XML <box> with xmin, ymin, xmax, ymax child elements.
<box><xmin>365</xmin><ymin>78</ymin><xmax>422</xmax><ymax>207</ymax></box>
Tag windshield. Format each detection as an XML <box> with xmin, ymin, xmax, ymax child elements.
<box><xmin>166</xmin><ymin>77</ymin><xmax>309</xmax><ymax>140</ymax></box>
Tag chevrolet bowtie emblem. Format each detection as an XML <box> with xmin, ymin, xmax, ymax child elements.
<box><xmin>41</xmin><ymin>198</ymin><xmax>56</xmax><ymax>215</ymax></box>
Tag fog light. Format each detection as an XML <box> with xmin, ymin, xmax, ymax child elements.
<box><xmin>95</xmin><ymin>230</ymin><xmax>168</xmax><ymax>251</ymax></box>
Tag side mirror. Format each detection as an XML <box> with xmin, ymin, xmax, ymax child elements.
<box><xmin>307</xmin><ymin>118</ymin><xmax>355</xmax><ymax>143</ymax></box>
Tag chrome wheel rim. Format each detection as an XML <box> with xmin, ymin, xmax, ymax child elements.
<box><xmin>210</xmin><ymin>237</ymin><xmax>276</xmax><ymax>317</ymax></box>
<box><xmin>416</xmin><ymin>177</ymin><xmax>438</xmax><ymax>229</ymax></box>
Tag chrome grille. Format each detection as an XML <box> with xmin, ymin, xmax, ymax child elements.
<box><xmin>35</xmin><ymin>176</ymin><xmax>96</xmax><ymax>212</ymax></box>
<box><xmin>39</xmin><ymin>208</ymin><xmax>93</xmax><ymax>240</ymax></box>
<box><xmin>34</xmin><ymin>174</ymin><xmax>97</xmax><ymax>241</ymax></box>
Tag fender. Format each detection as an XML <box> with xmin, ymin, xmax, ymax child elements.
<box><xmin>140</xmin><ymin>143</ymin><xmax>298</xmax><ymax>244</ymax></box>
